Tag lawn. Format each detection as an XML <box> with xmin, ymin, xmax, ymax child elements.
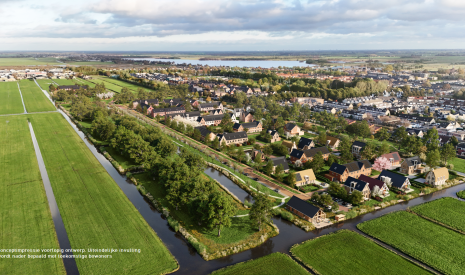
<box><xmin>73</xmin><ymin>78</ymin><xmax>96</xmax><ymax>88</ymax></box>
<box><xmin>95</xmin><ymin>76</ymin><xmax>143</xmax><ymax>92</ymax></box>
<box><xmin>0</xmin><ymin>116</ymin><xmax>65</xmax><ymax>275</ymax></box>
<box><xmin>19</xmin><ymin>80</ymin><xmax>55</xmax><ymax>112</ymax></box>
<box><xmin>290</xmin><ymin>230</ymin><xmax>429</xmax><ymax>275</ymax></box>
<box><xmin>0</xmin><ymin>57</ymin><xmax>59</xmax><ymax>66</ymax></box>
<box><xmin>88</xmin><ymin>78</ymin><xmax>126</xmax><ymax>93</ymax></box>
<box><xmin>30</xmin><ymin>113</ymin><xmax>178</xmax><ymax>275</ymax></box>
<box><xmin>411</xmin><ymin>197</ymin><xmax>465</xmax><ymax>233</ymax></box>
<box><xmin>36</xmin><ymin>79</ymin><xmax>56</xmax><ymax>91</ymax></box>
<box><xmin>52</xmin><ymin>79</ymin><xmax>77</xmax><ymax>86</ymax></box>
<box><xmin>448</xmin><ymin>158</ymin><xmax>465</xmax><ymax>173</ymax></box>
<box><xmin>358</xmin><ymin>211</ymin><xmax>465</xmax><ymax>275</ymax></box>
<box><xmin>211</xmin><ymin>252</ymin><xmax>309</xmax><ymax>275</ymax></box>
<box><xmin>0</xmin><ymin>82</ymin><xmax>24</xmax><ymax>114</ymax></box>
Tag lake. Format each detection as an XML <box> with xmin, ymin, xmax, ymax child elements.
<box><xmin>128</xmin><ymin>58</ymin><xmax>316</xmax><ymax>68</ymax></box>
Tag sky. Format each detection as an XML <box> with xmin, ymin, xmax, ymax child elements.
<box><xmin>2</xmin><ymin>0</ymin><xmax>465</xmax><ymax>51</ymax></box>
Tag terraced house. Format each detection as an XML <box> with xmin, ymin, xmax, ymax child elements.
<box><xmin>151</xmin><ymin>106</ymin><xmax>185</xmax><ymax>118</ymax></box>
<box><xmin>217</xmin><ymin>132</ymin><xmax>248</xmax><ymax>146</ymax></box>
<box><xmin>199</xmin><ymin>102</ymin><xmax>223</xmax><ymax>111</ymax></box>
<box><xmin>325</xmin><ymin>160</ymin><xmax>372</xmax><ymax>182</ymax></box>
<box><xmin>233</xmin><ymin>121</ymin><xmax>262</xmax><ymax>133</ymax></box>
<box><xmin>289</xmin><ymin>147</ymin><xmax>331</xmax><ymax>164</ymax></box>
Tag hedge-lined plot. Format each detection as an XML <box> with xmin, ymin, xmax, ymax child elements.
<box><xmin>211</xmin><ymin>252</ymin><xmax>309</xmax><ymax>275</ymax></box>
<box><xmin>290</xmin><ymin>230</ymin><xmax>429</xmax><ymax>275</ymax></box>
<box><xmin>411</xmin><ymin>197</ymin><xmax>465</xmax><ymax>233</ymax></box>
<box><xmin>19</xmin><ymin>80</ymin><xmax>55</xmax><ymax>112</ymax></box>
<box><xmin>30</xmin><ymin>112</ymin><xmax>177</xmax><ymax>275</ymax></box>
<box><xmin>0</xmin><ymin>116</ymin><xmax>65</xmax><ymax>275</ymax></box>
<box><xmin>0</xmin><ymin>82</ymin><xmax>24</xmax><ymax>114</ymax></box>
<box><xmin>358</xmin><ymin>211</ymin><xmax>465</xmax><ymax>275</ymax></box>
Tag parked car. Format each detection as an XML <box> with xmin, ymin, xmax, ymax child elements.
<box><xmin>242</xmin><ymin>172</ymin><xmax>248</xmax><ymax>176</ymax></box>
<box><xmin>252</xmin><ymin>177</ymin><xmax>259</xmax><ymax>181</ymax></box>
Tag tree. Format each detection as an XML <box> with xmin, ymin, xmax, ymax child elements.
<box><xmin>423</xmin><ymin>128</ymin><xmax>439</xmax><ymax>151</ymax></box>
<box><xmin>372</xmin><ymin>157</ymin><xmax>392</xmax><ymax>171</ymax></box>
<box><xmin>286</xmin><ymin>171</ymin><xmax>296</xmax><ymax>188</ymax></box>
<box><xmin>450</xmin><ymin>136</ymin><xmax>459</xmax><ymax>147</ymax></box>
<box><xmin>236</xmin><ymin>147</ymin><xmax>246</xmax><ymax>163</ymax></box>
<box><xmin>275</xmin><ymin>164</ymin><xmax>284</xmax><ymax>176</ymax></box>
<box><xmin>375</xmin><ymin>128</ymin><xmax>391</xmax><ymax>141</ymax></box>
<box><xmin>440</xmin><ymin>143</ymin><xmax>456</xmax><ymax>166</ymax></box>
<box><xmin>305</xmin><ymin>152</ymin><xmax>324</xmax><ymax>173</ymax></box>
<box><xmin>204</xmin><ymin>192</ymin><xmax>237</xmax><ymax>237</ymax></box>
<box><xmin>361</xmin><ymin>142</ymin><xmax>375</xmax><ymax>161</ymax></box>
<box><xmin>372</xmin><ymin>185</ymin><xmax>381</xmax><ymax>198</ymax></box>
<box><xmin>426</xmin><ymin>149</ymin><xmax>440</xmax><ymax>171</ymax></box>
<box><xmin>249</xmin><ymin>193</ymin><xmax>274</xmax><ymax>231</ymax></box>
<box><xmin>393</xmin><ymin>126</ymin><xmax>408</xmax><ymax>149</ymax></box>
<box><xmin>378</xmin><ymin>141</ymin><xmax>390</xmax><ymax>157</ymax></box>
<box><xmin>338</xmin><ymin>136</ymin><xmax>353</xmax><ymax>163</ymax></box>
<box><xmin>91</xmin><ymin>115</ymin><xmax>116</xmax><ymax>141</ymax></box>
<box><xmin>326</xmin><ymin>154</ymin><xmax>339</xmax><ymax>166</ymax></box>
<box><xmin>349</xmin><ymin>190</ymin><xmax>363</xmax><ymax>205</ymax></box>
<box><xmin>264</xmin><ymin>160</ymin><xmax>274</xmax><ymax>176</ymax></box>
<box><xmin>212</xmin><ymin>136</ymin><xmax>220</xmax><ymax>149</ymax></box>
<box><xmin>317</xmin><ymin>130</ymin><xmax>327</xmax><ymax>145</ymax></box>
<box><xmin>193</xmin><ymin>128</ymin><xmax>201</xmax><ymax>141</ymax></box>
<box><xmin>254</xmin><ymin>152</ymin><xmax>263</xmax><ymax>164</ymax></box>
<box><xmin>263</xmin><ymin>145</ymin><xmax>273</xmax><ymax>157</ymax></box>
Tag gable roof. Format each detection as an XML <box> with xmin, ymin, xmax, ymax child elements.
<box><xmin>195</xmin><ymin>126</ymin><xmax>212</xmax><ymax>138</ymax></box>
<box><xmin>268</xmin><ymin>129</ymin><xmax>278</xmax><ymax>136</ymax></box>
<box><xmin>232</xmin><ymin>123</ymin><xmax>243</xmax><ymax>130</ymax></box>
<box><xmin>343</xmin><ymin>160</ymin><xmax>372</xmax><ymax>172</ymax></box>
<box><xmin>343</xmin><ymin>177</ymin><xmax>369</xmax><ymax>192</ymax></box>
<box><xmin>358</xmin><ymin>174</ymin><xmax>387</xmax><ymax>189</ymax></box>
<box><xmin>199</xmin><ymin>102</ymin><xmax>221</xmax><ymax>108</ymax></box>
<box><xmin>403</xmin><ymin>156</ymin><xmax>421</xmax><ymax>167</ymax></box>
<box><xmin>241</xmin><ymin>121</ymin><xmax>261</xmax><ymax>129</ymax></box>
<box><xmin>381</xmin><ymin>152</ymin><xmax>401</xmax><ymax>162</ymax></box>
<box><xmin>298</xmin><ymin>137</ymin><xmax>314</xmax><ymax>149</ymax></box>
<box><xmin>295</xmin><ymin>169</ymin><xmax>316</xmax><ymax>183</ymax></box>
<box><xmin>285</xmin><ymin>123</ymin><xmax>298</xmax><ymax>131</ymax></box>
<box><xmin>152</xmin><ymin>106</ymin><xmax>185</xmax><ymax>113</ymax></box>
<box><xmin>286</xmin><ymin>196</ymin><xmax>322</xmax><ymax>218</ymax></box>
<box><xmin>217</xmin><ymin>132</ymin><xmax>248</xmax><ymax>141</ymax></box>
<box><xmin>270</xmin><ymin>156</ymin><xmax>289</xmax><ymax>170</ymax></box>
<box><xmin>329</xmin><ymin>163</ymin><xmax>347</xmax><ymax>175</ymax></box>
<box><xmin>303</xmin><ymin>146</ymin><xmax>330</xmax><ymax>158</ymax></box>
<box><xmin>430</xmin><ymin>167</ymin><xmax>449</xmax><ymax>179</ymax></box>
<box><xmin>352</xmin><ymin>141</ymin><xmax>367</xmax><ymax>148</ymax></box>
<box><xmin>326</xmin><ymin>136</ymin><xmax>339</xmax><ymax>146</ymax></box>
<box><xmin>377</xmin><ymin>170</ymin><xmax>408</xmax><ymax>189</ymax></box>
<box><xmin>290</xmin><ymin>149</ymin><xmax>304</xmax><ymax>159</ymax></box>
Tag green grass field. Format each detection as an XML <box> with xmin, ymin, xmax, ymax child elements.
<box><xmin>0</xmin><ymin>116</ymin><xmax>65</xmax><ymax>275</ymax></box>
<box><xmin>0</xmin><ymin>82</ymin><xmax>24</xmax><ymax>114</ymax></box>
<box><xmin>95</xmin><ymin>76</ymin><xmax>143</xmax><ymax>92</ymax></box>
<box><xmin>36</xmin><ymin>79</ymin><xmax>56</xmax><ymax>91</ymax></box>
<box><xmin>448</xmin><ymin>158</ymin><xmax>465</xmax><ymax>173</ymax></box>
<box><xmin>19</xmin><ymin>80</ymin><xmax>55</xmax><ymax>112</ymax></box>
<box><xmin>211</xmin><ymin>252</ymin><xmax>309</xmax><ymax>275</ymax></box>
<box><xmin>30</xmin><ymin>113</ymin><xmax>178</xmax><ymax>275</ymax></box>
<box><xmin>88</xmin><ymin>78</ymin><xmax>125</xmax><ymax>93</ymax></box>
<box><xmin>0</xmin><ymin>58</ymin><xmax>60</xmax><ymax>66</ymax></box>
<box><xmin>290</xmin><ymin>230</ymin><xmax>429</xmax><ymax>275</ymax></box>
<box><xmin>411</xmin><ymin>197</ymin><xmax>465</xmax><ymax>233</ymax></box>
<box><xmin>358</xmin><ymin>211</ymin><xmax>465</xmax><ymax>275</ymax></box>
<box><xmin>52</xmin><ymin>79</ymin><xmax>77</xmax><ymax>86</ymax></box>
<box><xmin>73</xmin><ymin>78</ymin><xmax>96</xmax><ymax>88</ymax></box>
<box><xmin>104</xmin><ymin>146</ymin><xmax>139</xmax><ymax>169</ymax></box>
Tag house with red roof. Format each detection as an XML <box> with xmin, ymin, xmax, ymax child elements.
<box><xmin>359</xmin><ymin>175</ymin><xmax>390</xmax><ymax>198</ymax></box>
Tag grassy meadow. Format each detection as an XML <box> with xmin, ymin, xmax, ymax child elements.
<box><xmin>0</xmin><ymin>116</ymin><xmax>65</xmax><ymax>275</ymax></box>
<box><xmin>0</xmin><ymin>82</ymin><xmax>24</xmax><ymax>114</ymax></box>
<box><xmin>88</xmin><ymin>78</ymin><xmax>125</xmax><ymax>93</ymax></box>
<box><xmin>19</xmin><ymin>80</ymin><xmax>55</xmax><ymax>112</ymax></box>
<box><xmin>95</xmin><ymin>76</ymin><xmax>142</xmax><ymax>91</ymax></box>
<box><xmin>448</xmin><ymin>158</ymin><xmax>465</xmax><ymax>173</ymax></box>
<box><xmin>30</xmin><ymin>113</ymin><xmax>178</xmax><ymax>275</ymax></box>
<box><xmin>36</xmin><ymin>79</ymin><xmax>56</xmax><ymax>91</ymax></box>
<box><xmin>52</xmin><ymin>79</ymin><xmax>77</xmax><ymax>86</ymax></box>
<box><xmin>411</xmin><ymin>197</ymin><xmax>465</xmax><ymax>233</ymax></box>
<box><xmin>211</xmin><ymin>253</ymin><xmax>309</xmax><ymax>275</ymax></box>
<box><xmin>0</xmin><ymin>58</ymin><xmax>60</xmax><ymax>66</ymax></box>
<box><xmin>358</xmin><ymin>211</ymin><xmax>465</xmax><ymax>275</ymax></box>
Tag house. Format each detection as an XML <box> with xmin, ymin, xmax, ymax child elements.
<box><xmin>295</xmin><ymin>169</ymin><xmax>317</xmax><ymax>187</ymax></box>
<box><xmin>267</xmin><ymin>130</ymin><xmax>281</xmax><ymax>143</ymax></box>
<box><xmin>351</xmin><ymin>141</ymin><xmax>367</xmax><ymax>158</ymax></box>
<box><xmin>286</xmin><ymin>196</ymin><xmax>326</xmax><ymax>223</ymax></box>
<box><xmin>151</xmin><ymin>107</ymin><xmax>185</xmax><ymax>118</ymax></box>
<box><xmin>325</xmin><ymin>160</ymin><xmax>372</xmax><ymax>182</ymax></box>
<box><xmin>289</xmin><ymin>147</ymin><xmax>331</xmax><ymax>164</ymax></box>
<box><xmin>380</xmin><ymin>152</ymin><xmax>402</xmax><ymax>166</ymax></box>
<box><xmin>240</xmin><ymin>112</ymin><xmax>255</xmax><ymax>123</ymax></box>
<box><xmin>195</xmin><ymin>126</ymin><xmax>216</xmax><ymax>142</ymax></box>
<box><xmin>132</xmin><ymin>99</ymin><xmax>159</xmax><ymax>108</ymax></box>
<box><xmin>282</xmin><ymin>140</ymin><xmax>297</xmax><ymax>154</ymax></box>
<box><xmin>358</xmin><ymin>175</ymin><xmax>390</xmax><ymax>198</ymax></box>
<box><xmin>270</xmin><ymin>156</ymin><xmax>290</xmax><ymax>174</ymax></box>
<box><xmin>297</xmin><ymin>137</ymin><xmax>315</xmax><ymax>150</ymax></box>
<box><xmin>457</xmin><ymin>143</ymin><xmax>465</xmax><ymax>156</ymax></box>
<box><xmin>177</xmin><ymin>111</ymin><xmax>201</xmax><ymax>122</ymax></box>
<box><xmin>217</xmin><ymin>132</ymin><xmax>248</xmax><ymax>146</ymax></box>
<box><xmin>197</xmin><ymin>114</ymin><xmax>224</xmax><ymax>126</ymax></box>
<box><xmin>138</xmin><ymin>103</ymin><xmax>154</xmax><ymax>115</ymax></box>
<box><xmin>251</xmin><ymin>149</ymin><xmax>266</xmax><ymax>162</ymax></box>
<box><xmin>199</xmin><ymin>102</ymin><xmax>223</xmax><ymax>111</ymax></box>
<box><xmin>425</xmin><ymin>167</ymin><xmax>449</xmax><ymax>186</ymax></box>
<box><xmin>284</xmin><ymin>123</ymin><xmax>303</xmax><ymax>137</ymax></box>
<box><xmin>400</xmin><ymin>156</ymin><xmax>425</xmax><ymax>175</ymax></box>
<box><xmin>406</xmin><ymin>128</ymin><xmax>424</xmax><ymax>138</ymax></box>
<box><xmin>208</xmin><ymin>109</ymin><xmax>223</xmax><ymax>115</ymax></box>
<box><xmin>343</xmin><ymin>177</ymin><xmax>371</xmax><ymax>201</ymax></box>
<box><xmin>378</xmin><ymin>170</ymin><xmax>411</xmax><ymax>191</ymax></box>
<box><xmin>232</xmin><ymin>121</ymin><xmax>262</xmax><ymax>133</ymax></box>
<box><xmin>326</xmin><ymin>136</ymin><xmax>340</xmax><ymax>150</ymax></box>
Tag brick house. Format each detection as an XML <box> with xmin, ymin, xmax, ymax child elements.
<box><xmin>240</xmin><ymin>111</ymin><xmax>255</xmax><ymax>123</ymax></box>
<box><xmin>286</xmin><ymin>196</ymin><xmax>326</xmax><ymax>223</ymax></box>
<box><xmin>343</xmin><ymin>177</ymin><xmax>371</xmax><ymax>201</ymax></box>
<box><xmin>400</xmin><ymin>156</ymin><xmax>424</xmax><ymax>175</ymax></box>
<box><xmin>267</xmin><ymin>130</ymin><xmax>281</xmax><ymax>143</ymax></box>
<box><xmin>325</xmin><ymin>160</ymin><xmax>372</xmax><ymax>182</ymax></box>
<box><xmin>195</xmin><ymin>126</ymin><xmax>216</xmax><ymax>142</ymax></box>
<box><xmin>297</xmin><ymin>137</ymin><xmax>315</xmax><ymax>150</ymax></box>
<box><xmin>289</xmin><ymin>147</ymin><xmax>331</xmax><ymax>164</ymax></box>
<box><xmin>217</xmin><ymin>132</ymin><xmax>248</xmax><ymax>146</ymax></box>
<box><xmin>151</xmin><ymin>107</ymin><xmax>185</xmax><ymax>118</ymax></box>
<box><xmin>380</xmin><ymin>152</ymin><xmax>402</xmax><ymax>166</ymax></box>
<box><xmin>284</xmin><ymin>123</ymin><xmax>303</xmax><ymax>137</ymax></box>
<box><xmin>233</xmin><ymin>121</ymin><xmax>262</xmax><ymax>133</ymax></box>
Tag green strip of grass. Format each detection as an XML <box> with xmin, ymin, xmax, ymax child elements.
<box><xmin>53</xmin><ymin>79</ymin><xmax>77</xmax><ymax>86</ymax></box>
<box><xmin>411</xmin><ymin>197</ymin><xmax>465</xmax><ymax>233</ymax></box>
<box><xmin>88</xmin><ymin>78</ymin><xmax>125</xmax><ymax>93</ymax></box>
<box><xmin>30</xmin><ymin>113</ymin><xmax>178</xmax><ymax>275</ymax></box>
<box><xmin>211</xmin><ymin>252</ymin><xmax>309</xmax><ymax>275</ymax></box>
<box><xmin>0</xmin><ymin>116</ymin><xmax>65</xmax><ymax>275</ymax></box>
<box><xmin>19</xmin><ymin>80</ymin><xmax>55</xmax><ymax>112</ymax></box>
<box><xmin>448</xmin><ymin>158</ymin><xmax>465</xmax><ymax>173</ymax></box>
<box><xmin>291</xmin><ymin>230</ymin><xmax>429</xmax><ymax>275</ymax></box>
<box><xmin>358</xmin><ymin>211</ymin><xmax>465</xmax><ymax>275</ymax></box>
<box><xmin>0</xmin><ymin>82</ymin><xmax>24</xmax><ymax>114</ymax></box>
<box><xmin>36</xmin><ymin>79</ymin><xmax>56</xmax><ymax>91</ymax></box>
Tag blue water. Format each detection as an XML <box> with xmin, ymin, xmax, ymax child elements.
<box><xmin>128</xmin><ymin>58</ymin><xmax>316</xmax><ymax>68</ymax></box>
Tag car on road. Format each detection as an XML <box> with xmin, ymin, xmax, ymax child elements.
<box><xmin>242</xmin><ymin>172</ymin><xmax>248</xmax><ymax>176</ymax></box>
<box><xmin>252</xmin><ymin>177</ymin><xmax>259</xmax><ymax>181</ymax></box>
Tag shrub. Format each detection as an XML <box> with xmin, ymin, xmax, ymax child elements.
<box><xmin>280</xmin><ymin>211</ymin><xmax>295</xmax><ymax>222</ymax></box>
<box><xmin>345</xmin><ymin>210</ymin><xmax>358</xmax><ymax>219</ymax></box>
<box><xmin>167</xmin><ymin>216</ymin><xmax>180</xmax><ymax>232</ymax></box>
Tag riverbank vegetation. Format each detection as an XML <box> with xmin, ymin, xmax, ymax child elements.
<box><xmin>19</xmin><ymin>79</ymin><xmax>55</xmax><ymax>112</ymax></box>
<box><xmin>0</xmin><ymin>82</ymin><xmax>24</xmax><ymax>114</ymax></box>
<box><xmin>0</xmin><ymin>116</ymin><xmax>65</xmax><ymax>275</ymax></box>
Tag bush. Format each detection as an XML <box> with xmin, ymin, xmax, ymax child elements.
<box><xmin>450</xmin><ymin>170</ymin><xmax>457</xmax><ymax>176</ymax></box>
<box><xmin>136</xmin><ymin>185</ymin><xmax>147</xmax><ymax>196</ymax></box>
<box><xmin>447</xmin><ymin>164</ymin><xmax>455</xmax><ymax>170</ymax></box>
<box><xmin>167</xmin><ymin>216</ymin><xmax>180</xmax><ymax>232</ymax></box>
<box><xmin>279</xmin><ymin>210</ymin><xmax>295</xmax><ymax>222</ymax></box>
<box><xmin>345</xmin><ymin>210</ymin><xmax>358</xmax><ymax>219</ymax></box>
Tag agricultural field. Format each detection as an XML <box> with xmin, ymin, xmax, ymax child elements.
<box><xmin>411</xmin><ymin>197</ymin><xmax>465</xmax><ymax>233</ymax></box>
<box><xmin>52</xmin><ymin>79</ymin><xmax>76</xmax><ymax>86</ymax></box>
<box><xmin>18</xmin><ymin>80</ymin><xmax>55</xmax><ymax>112</ymax></box>
<box><xmin>211</xmin><ymin>252</ymin><xmax>309</xmax><ymax>275</ymax></box>
<box><xmin>290</xmin><ymin>230</ymin><xmax>429</xmax><ymax>275</ymax></box>
<box><xmin>0</xmin><ymin>82</ymin><xmax>25</xmax><ymax>114</ymax></box>
<box><xmin>95</xmin><ymin>76</ymin><xmax>144</xmax><ymax>92</ymax></box>
<box><xmin>358</xmin><ymin>211</ymin><xmax>465</xmax><ymax>275</ymax></box>
<box><xmin>0</xmin><ymin>116</ymin><xmax>65</xmax><ymax>275</ymax></box>
<box><xmin>73</xmin><ymin>78</ymin><xmax>96</xmax><ymax>88</ymax></box>
<box><xmin>36</xmin><ymin>79</ymin><xmax>56</xmax><ymax>91</ymax></box>
<box><xmin>30</xmin><ymin>113</ymin><xmax>178</xmax><ymax>275</ymax></box>
<box><xmin>448</xmin><ymin>158</ymin><xmax>465</xmax><ymax>173</ymax></box>
<box><xmin>0</xmin><ymin>57</ymin><xmax>60</xmax><ymax>66</ymax></box>
<box><xmin>88</xmin><ymin>78</ymin><xmax>125</xmax><ymax>93</ymax></box>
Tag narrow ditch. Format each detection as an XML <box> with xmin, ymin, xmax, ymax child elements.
<box><xmin>16</xmin><ymin>82</ymin><xmax>27</xmax><ymax>114</ymax></box>
<box><xmin>27</xmin><ymin>121</ymin><xmax>79</xmax><ymax>275</ymax></box>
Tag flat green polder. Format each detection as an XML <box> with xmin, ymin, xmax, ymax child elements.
<box><xmin>52</xmin><ymin>79</ymin><xmax>76</xmax><ymax>86</ymax></box>
<box><xmin>0</xmin><ymin>82</ymin><xmax>24</xmax><ymax>114</ymax></box>
<box><xmin>36</xmin><ymin>79</ymin><xmax>57</xmax><ymax>91</ymax></box>
<box><xmin>290</xmin><ymin>230</ymin><xmax>429</xmax><ymax>275</ymax></box>
<box><xmin>358</xmin><ymin>211</ymin><xmax>465</xmax><ymax>275</ymax></box>
<box><xmin>0</xmin><ymin>116</ymin><xmax>65</xmax><ymax>275</ymax></box>
<box><xmin>211</xmin><ymin>252</ymin><xmax>309</xmax><ymax>275</ymax></box>
<box><xmin>19</xmin><ymin>80</ymin><xmax>55</xmax><ymax>112</ymax></box>
<box><xmin>411</xmin><ymin>197</ymin><xmax>465</xmax><ymax>233</ymax></box>
<box><xmin>29</xmin><ymin>112</ymin><xmax>178</xmax><ymax>275</ymax></box>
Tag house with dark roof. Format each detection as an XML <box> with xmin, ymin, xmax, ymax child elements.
<box><xmin>270</xmin><ymin>156</ymin><xmax>290</xmax><ymax>173</ymax></box>
<box><xmin>380</xmin><ymin>152</ymin><xmax>402</xmax><ymax>166</ymax></box>
<box><xmin>240</xmin><ymin>111</ymin><xmax>255</xmax><ymax>123</ymax></box>
<box><xmin>286</xmin><ymin>196</ymin><xmax>326</xmax><ymax>223</ymax></box>
<box><xmin>378</xmin><ymin>170</ymin><xmax>411</xmax><ymax>190</ymax></box>
<box><xmin>267</xmin><ymin>130</ymin><xmax>281</xmax><ymax>143</ymax></box>
<box><xmin>326</xmin><ymin>136</ymin><xmax>340</xmax><ymax>150</ymax></box>
<box><xmin>197</xmin><ymin>114</ymin><xmax>225</xmax><ymax>126</ymax></box>
<box><xmin>325</xmin><ymin>160</ymin><xmax>372</xmax><ymax>182</ymax></box>
<box><xmin>457</xmin><ymin>142</ymin><xmax>465</xmax><ymax>156</ymax></box>
<box><xmin>297</xmin><ymin>137</ymin><xmax>315</xmax><ymax>150</ymax></box>
<box><xmin>343</xmin><ymin>177</ymin><xmax>371</xmax><ymax>201</ymax></box>
<box><xmin>199</xmin><ymin>102</ymin><xmax>223</xmax><ymax>111</ymax></box>
<box><xmin>208</xmin><ymin>109</ymin><xmax>223</xmax><ymax>115</ymax></box>
<box><xmin>284</xmin><ymin>123</ymin><xmax>303</xmax><ymax>137</ymax></box>
<box><xmin>151</xmin><ymin>106</ymin><xmax>185</xmax><ymax>118</ymax></box>
<box><xmin>217</xmin><ymin>132</ymin><xmax>248</xmax><ymax>146</ymax></box>
<box><xmin>282</xmin><ymin>140</ymin><xmax>297</xmax><ymax>154</ymax></box>
<box><xmin>233</xmin><ymin>121</ymin><xmax>262</xmax><ymax>133</ymax></box>
<box><xmin>289</xmin><ymin>147</ymin><xmax>331</xmax><ymax>164</ymax></box>
<box><xmin>358</xmin><ymin>175</ymin><xmax>390</xmax><ymax>198</ymax></box>
<box><xmin>400</xmin><ymin>156</ymin><xmax>424</xmax><ymax>175</ymax></box>
<box><xmin>195</xmin><ymin>126</ymin><xmax>216</xmax><ymax>142</ymax></box>
<box><xmin>351</xmin><ymin>141</ymin><xmax>367</xmax><ymax>158</ymax></box>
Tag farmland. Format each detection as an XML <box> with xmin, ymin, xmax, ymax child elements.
<box><xmin>36</xmin><ymin>79</ymin><xmax>56</xmax><ymax>91</ymax></box>
<box><xmin>52</xmin><ymin>79</ymin><xmax>77</xmax><ymax>86</ymax></box>
<box><xmin>0</xmin><ymin>82</ymin><xmax>24</xmax><ymax>114</ymax></box>
<box><xmin>0</xmin><ymin>57</ymin><xmax>60</xmax><ymax>66</ymax></box>
<box><xmin>88</xmin><ymin>78</ymin><xmax>126</xmax><ymax>93</ymax></box>
<box><xmin>0</xmin><ymin>116</ymin><xmax>65</xmax><ymax>275</ymax></box>
<box><xmin>290</xmin><ymin>230</ymin><xmax>429</xmax><ymax>275</ymax></box>
<box><xmin>19</xmin><ymin>80</ymin><xmax>55</xmax><ymax>112</ymax></box>
<box><xmin>95</xmin><ymin>76</ymin><xmax>142</xmax><ymax>91</ymax></box>
<box><xmin>358</xmin><ymin>211</ymin><xmax>465</xmax><ymax>275</ymax></box>
<box><xmin>30</xmin><ymin>113</ymin><xmax>178</xmax><ymax>274</ymax></box>
<box><xmin>211</xmin><ymin>253</ymin><xmax>309</xmax><ymax>275</ymax></box>
<box><xmin>73</xmin><ymin>78</ymin><xmax>96</xmax><ymax>88</ymax></box>
<box><xmin>411</xmin><ymin>197</ymin><xmax>465</xmax><ymax>233</ymax></box>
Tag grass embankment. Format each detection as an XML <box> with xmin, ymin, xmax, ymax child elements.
<box><xmin>0</xmin><ymin>116</ymin><xmax>65</xmax><ymax>275</ymax></box>
<box><xmin>30</xmin><ymin>113</ymin><xmax>178</xmax><ymax>275</ymax></box>
<box><xmin>358</xmin><ymin>211</ymin><xmax>465</xmax><ymax>275</ymax></box>
<box><xmin>0</xmin><ymin>82</ymin><xmax>24</xmax><ymax>114</ymax></box>
<box><xmin>448</xmin><ymin>158</ymin><xmax>465</xmax><ymax>173</ymax></box>
<box><xmin>19</xmin><ymin>80</ymin><xmax>55</xmax><ymax>112</ymax></box>
<box><xmin>36</xmin><ymin>79</ymin><xmax>56</xmax><ymax>91</ymax></box>
<box><xmin>411</xmin><ymin>197</ymin><xmax>465</xmax><ymax>233</ymax></box>
<box><xmin>211</xmin><ymin>252</ymin><xmax>309</xmax><ymax>275</ymax></box>
<box><xmin>290</xmin><ymin>230</ymin><xmax>429</xmax><ymax>275</ymax></box>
